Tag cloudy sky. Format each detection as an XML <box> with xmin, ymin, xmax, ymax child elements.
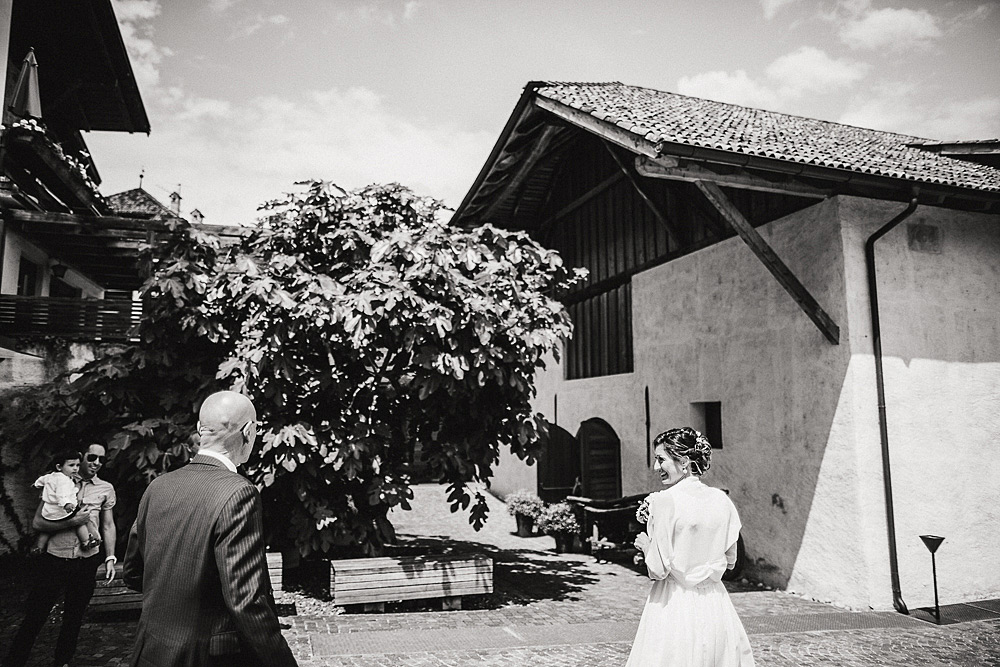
<box><xmin>86</xmin><ymin>0</ymin><xmax>1000</xmax><ymax>227</ymax></box>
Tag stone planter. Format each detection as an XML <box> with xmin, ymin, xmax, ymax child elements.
<box><xmin>515</xmin><ymin>513</ymin><xmax>535</xmax><ymax>537</ymax></box>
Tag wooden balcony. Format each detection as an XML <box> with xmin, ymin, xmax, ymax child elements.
<box><xmin>0</xmin><ymin>295</ymin><xmax>141</xmax><ymax>341</ymax></box>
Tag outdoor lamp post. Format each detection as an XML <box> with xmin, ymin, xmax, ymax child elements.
<box><xmin>919</xmin><ymin>534</ymin><xmax>945</xmax><ymax>624</ymax></box>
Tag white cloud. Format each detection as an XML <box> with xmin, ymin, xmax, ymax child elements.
<box><xmin>677</xmin><ymin>48</ymin><xmax>867</xmax><ymax>110</ymax></box>
<box><xmin>237</xmin><ymin>13</ymin><xmax>291</xmax><ymax>38</ymax></box>
<box><xmin>208</xmin><ymin>0</ymin><xmax>240</xmax><ymax>12</ymax></box>
<box><xmin>403</xmin><ymin>1</ymin><xmax>422</xmax><ymax>20</ymax></box>
<box><xmin>112</xmin><ymin>0</ymin><xmax>172</xmax><ymax>91</ymax></box>
<box><xmin>338</xmin><ymin>1</ymin><xmax>426</xmax><ymax>27</ymax></box>
<box><xmin>840</xmin><ymin>83</ymin><xmax>1000</xmax><ymax>140</ymax></box>
<box><xmin>351</xmin><ymin>3</ymin><xmax>398</xmax><ymax>26</ymax></box>
<box><xmin>90</xmin><ymin>86</ymin><xmax>495</xmax><ymax>225</ymax></box>
<box><xmin>677</xmin><ymin>70</ymin><xmax>781</xmax><ymax>109</ymax></box>
<box><xmin>760</xmin><ymin>0</ymin><xmax>800</xmax><ymax>21</ymax></box>
<box><xmin>833</xmin><ymin>3</ymin><xmax>943</xmax><ymax>51</ymax></box>
<box><xmin>766</xmin><ymin>46</ymin><xmax>868</xmax><ymax>96</ymax></box>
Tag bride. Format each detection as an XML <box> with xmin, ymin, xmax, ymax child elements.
<box><xmin>626</xmin><ymin>427</ymin><xmax>755</xmax><ymax>667</ymax></box>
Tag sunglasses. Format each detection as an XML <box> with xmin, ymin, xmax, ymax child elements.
<box><xmin>85</xmin><ymin>454</ymin><xmax>106</xmax><ymax>463</ymax></box>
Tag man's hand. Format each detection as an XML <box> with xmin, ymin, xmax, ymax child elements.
<box><xmin>104</xmin><ymin>557</ymin><xmax>118</xmax><ymax>584</ymax></box>
<box><xmin>634</xmin><ymin>531</ymin><xmax>651</xmax><ymax>554</ymax></box>
<box><xmin>33</xmin><ymin>503</ymin><xmax>92</xmax><ymax>533</ymax></box>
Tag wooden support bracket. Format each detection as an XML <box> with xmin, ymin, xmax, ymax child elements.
<box><xmin>694</xmin><ymin>180</ymin><xmax>840</xmax><ymax>345</ymax></box>
<box><xmin>605</xmin><ymin>143</ymin><xmax>685</xmax><ymax>247</ymax></box>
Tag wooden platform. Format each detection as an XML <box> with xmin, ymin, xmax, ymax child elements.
<box><xmin>89</xmin><ymin>552</ymin><xmax>283</xmax><ymax>614</ymax></box>
<box><xmin>330</xmin><ymin>554</ymin><xmax>493</xmax><ymax>611</ymax></box>
<box><xmin>267</xmin><ymin>551</ymin><xmax>283</xmax><ymax>592</ymax></box>
<box><xmin>90</xmin><ymin>562</ymin><xmax>141</xmax><ymax>613</ymax></box>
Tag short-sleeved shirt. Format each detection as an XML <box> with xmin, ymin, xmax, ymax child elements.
<box><xmin>33</xmin><ymin>471</ymin><xmax>80</xmax><ymax>518</ymax></box>
<box><xmin>45</xmin><ymin>474</ymin><xmax>116</xmax><ymax>559</ymax></box>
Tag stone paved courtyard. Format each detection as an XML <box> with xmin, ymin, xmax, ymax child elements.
<box><xmin>2</xmin><ymin>483</ymin><xmax>999</xmax><ymax>666</ymax></box>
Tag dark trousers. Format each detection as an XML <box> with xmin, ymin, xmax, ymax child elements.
<box><xmin>1</xmin><ymin>553</ymin><xmax>101</xmax><ymax>667</ymax></box>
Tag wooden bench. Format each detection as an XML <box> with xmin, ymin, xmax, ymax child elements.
<box><xmin>330</xmin><ymin>554</ymin><xmax>493</xmax><ymax>612</ymax></box>
<box><xmin>88</xmin><ymin>552</ymin><xmax>283</xmax><ymax>614</ymax></box>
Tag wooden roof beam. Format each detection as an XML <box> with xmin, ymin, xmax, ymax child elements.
<box><xmin>534</xmin><ymin>95</ymin><xmax>659</xmax><ymax>158</ymax></box>
<box><xmin>9</xmin><ymin>209</ymin><xmax>250</xmax><ymax>238</ymax></box>
<box><xmin>694</xmin><ymin>180</ymin><xmax>840</xmax><ymax>344</ymax></box>
<box><xmin>479</xmin><ymin>125</ymin><xmax>560</xmax><ymax>222</ymax></box>
<box><xmin>636</xmin><ymin>156</ymin><xmax>830</xmax><ymax>199</ymax></box>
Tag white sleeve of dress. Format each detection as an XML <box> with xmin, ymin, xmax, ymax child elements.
<box><xmin>643</xmin><ymin>492</ymin><xmax>675</xmax><ymax>580</ymax></box>
<box><xmin>725</xmin><ymin>496</ymin><xmax>742</xmax><ymax>568</ymax></box>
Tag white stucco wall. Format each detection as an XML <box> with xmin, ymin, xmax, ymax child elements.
<box><xmin>492</xmin><ymin>195</ymin><xmax>1000</xmax><ymax>611</ymax></box>
<box><xmin>838</xmin><ymin>198</ymin><xmax>1000</xmax><ymax>610</ymax></box>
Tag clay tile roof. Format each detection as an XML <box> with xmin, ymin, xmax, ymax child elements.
<box><xmin>537</xmin><ymin>82</ymin><xmax>1000</xmax><ymax>193</ymax></box>
<box><xmin>106</xmin><ymin>188</ymin><xmax>182</xmax><ymax>220</ymax></box>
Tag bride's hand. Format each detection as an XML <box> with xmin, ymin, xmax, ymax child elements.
<box><xmin>634</xmin><ymin>532</ymin><xmax>650</xmax><ymax>553</ymax></box>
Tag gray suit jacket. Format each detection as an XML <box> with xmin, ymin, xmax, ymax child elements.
<box><xmin>124</xmin><ymin>454</ymin><xmax>296</xmax><ymax>667</ymax></box>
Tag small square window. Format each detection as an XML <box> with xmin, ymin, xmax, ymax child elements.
<box><xmin>690</xmin><ymin>401</ymin><xmax>723</xmax><ymax>449</ymax></box>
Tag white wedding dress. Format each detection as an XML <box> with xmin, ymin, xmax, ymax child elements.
<box><xmin>626</xmin><ymin>477</ymin><xmax>755</xmax><ymax>667</ymax></box>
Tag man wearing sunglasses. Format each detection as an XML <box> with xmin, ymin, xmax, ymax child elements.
<box><xmin>124</xmin><ymin>390</ymin><xmax>295</xmax><ymax>667</ymax></box>
<box><xmin>2</xmin><ymin>443</ymin><xmax>117</xmax><ymax>667</ymax></box>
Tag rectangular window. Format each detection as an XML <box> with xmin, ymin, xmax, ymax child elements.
<box><xmin>691</xmin><ymin>401</ymin><xmax>723</xmax><ymax>449</ymax></box>
<box><xmin>565</xmin><ymin>281</ymin><xmax>633</xmax><ymax>380</ymax></box>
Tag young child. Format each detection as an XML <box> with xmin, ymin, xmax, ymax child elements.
<box><xmin>32</xmin><ymin>450</ymin><xmax>100</xmax><ymax>553</ymax></box>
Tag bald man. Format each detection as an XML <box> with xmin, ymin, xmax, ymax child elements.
<box><xmin>123</xmin><ymin>391</ymin><xmax>296</xmax><ymax>667</ymax></box>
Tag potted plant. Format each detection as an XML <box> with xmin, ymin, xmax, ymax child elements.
<box><xmin>505</xmin><ymin>489</ymin><xmax>544</xmax><ymax>537</ymax></box>
<box><xmin>536</xmin><ymin>502</ymin><xmax>582</xmax><ymax>553</ymax></box>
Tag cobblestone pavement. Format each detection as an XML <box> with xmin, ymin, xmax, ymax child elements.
<box><xmin>2</xmin><ymin>483</ymin><xmax>999</xmax><ymax>666</ymax></box>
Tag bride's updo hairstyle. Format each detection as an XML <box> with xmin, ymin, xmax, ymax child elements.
<box><xmin>653</xmin><ymin>427</ymin><xmax>713</xmax><ymax>476</ymax></box>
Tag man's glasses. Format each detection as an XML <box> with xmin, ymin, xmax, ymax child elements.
<box><xmin>85</xmin><ymin>454</ymin><xmax>106</xmax><ymax>463</ymax></box>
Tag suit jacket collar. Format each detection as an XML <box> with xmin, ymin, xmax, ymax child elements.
<box><xmin>191</xmin><ymin>451</ymin><xmax>238</xmax><ymax>473</ymax></box>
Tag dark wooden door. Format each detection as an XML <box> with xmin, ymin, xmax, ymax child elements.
<box><xmin>537</xmin><ymin>424</ymin><xmax>580</xmax><ymax>503</ymax></box>
<box><xmin>577</xmin><ymin>418</ymin><xmax>622</xmax><ymax>499</ymax></box>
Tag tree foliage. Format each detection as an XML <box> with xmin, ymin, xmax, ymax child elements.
<box><xmin>1</xmin><ymin>181</ymin><xmax>584</xmax><ymax>557</ymax></box>
<box><xmin>219</xmin><ymin>181</ymin><xmax>583</xmax><ymax>555</ymax></box>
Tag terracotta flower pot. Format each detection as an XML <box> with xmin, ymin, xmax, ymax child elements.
<box><xmin>515</xmin><ymin>513</ymin><xmax>535</xmax><ymax>537</ymax></box>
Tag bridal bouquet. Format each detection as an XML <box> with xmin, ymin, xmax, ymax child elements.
<box><xmin>636</xmin><ymin>495</ymin><xmax>651</xmax><ymax>524</ymax></box>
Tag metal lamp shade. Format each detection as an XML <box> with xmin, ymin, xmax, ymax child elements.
<box><xmin>920</xmin><ymin>535</ymin><xmax>944</xmax><ymax>554</ymax></box>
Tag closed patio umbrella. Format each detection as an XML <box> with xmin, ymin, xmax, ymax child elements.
<box><xmin>8</xmin><ymin>48</ymin><xmax>42</xmax><ymax>120</ymax></box>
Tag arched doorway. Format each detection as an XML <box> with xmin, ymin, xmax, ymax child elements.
<box><xmin>536</xmin><ymin>423</ymin><xmax>580</xmax><ymax>503</ymax></box>
<box><xmin>577</xmin><ymin>417</ymin><xmax>622</xmax><ymax>500</ymax></box>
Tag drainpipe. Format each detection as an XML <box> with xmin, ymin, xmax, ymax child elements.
<box><xmin>864</xmin><ymin>196</ymin><xmax>919</xmax><ymax>615</ymax></box>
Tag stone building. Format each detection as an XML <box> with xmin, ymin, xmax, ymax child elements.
<box><xmin>452</xmin><ymin>82</ymin><xmax>1000</xmax><ymax>612</ymax></box>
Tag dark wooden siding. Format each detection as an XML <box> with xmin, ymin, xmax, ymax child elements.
<box><xmin>536</xmin><ymin>134</ymin><xmax>817</xmax><ymax>380</ymax></box>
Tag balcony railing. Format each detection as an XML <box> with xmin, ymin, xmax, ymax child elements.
<box><xmin>0</xmin><ymin>295</ymin><xmax>142</xmax><ymax>341</ymax></box>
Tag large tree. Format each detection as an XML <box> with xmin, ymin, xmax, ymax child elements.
<box><xmin>220</xmin><ymin>181</ymin><xmax>583</xmax><ymax>555</ymax></box>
